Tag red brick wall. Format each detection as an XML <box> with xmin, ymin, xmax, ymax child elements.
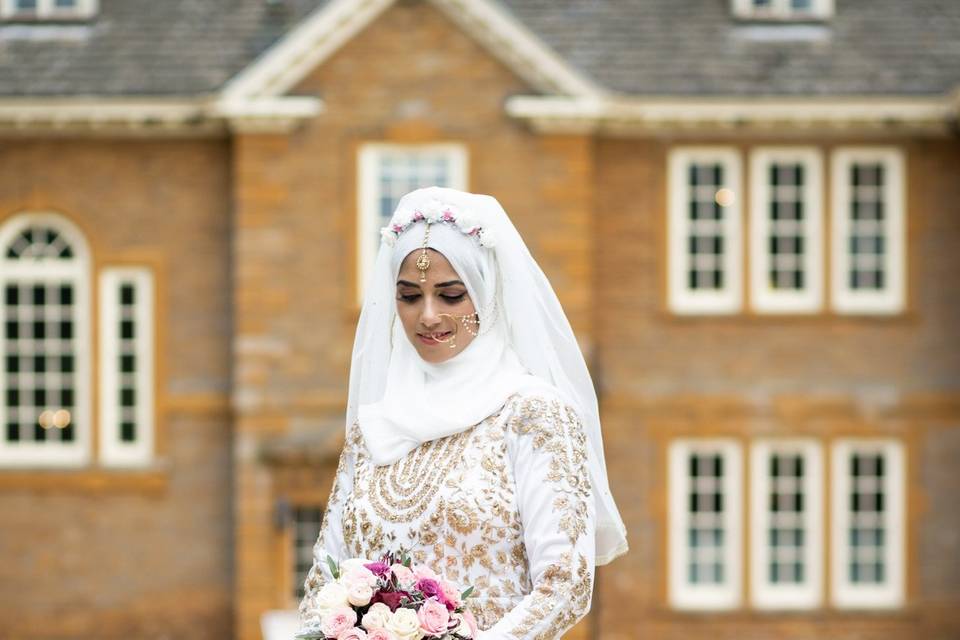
<box><xmin>593</xmin><ymin>137</ymin><xmax>960</xmax><ymax>638</ymax></box>
<box><xmin>0</xmin><ymin>139</ymin><xmax>234</xmax><ymax>639</ymax></box>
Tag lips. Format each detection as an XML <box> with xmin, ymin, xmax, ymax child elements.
<box><xmin>417</xmin><ymin>331</ymin><xmax>452</xmax><ymax>344</ymax></box>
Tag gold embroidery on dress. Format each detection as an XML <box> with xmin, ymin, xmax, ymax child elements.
<box><xmin>367</xmin><ymin>427</ymin><xmax>473</xmax><ymax>523</ymax></box>
<box><xmin>302</xmin><ymin>393</ymin><xmax>594</xmax><ymax>638</ymax></box>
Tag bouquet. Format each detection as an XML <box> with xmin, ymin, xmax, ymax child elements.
<box><xmin>297</xmin><ymin>548</ymin><xmax>479</xmax><ymax>640</ymax></box>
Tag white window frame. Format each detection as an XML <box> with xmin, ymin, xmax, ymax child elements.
<box><xmin>830</xmin><ymin>148</ymin><xmax>906</xmax><ymax>314</ymax></box>
<box><xmin>98</xmin><ymin>267</ymin><xmax>154</xmax><ymax>468</ymax></box>
<box><xmin>356</xmin><ymin>143</ymin><xmax>468</xmax><ymax>303</ymax></box>
<box><xmin>668</xmin><ymin>438</ymin><xmax>743</xmax><ymax>610</ymax></box>
<box><xmin>0</xmin><ymin>212</ymin><xmax>92</xmax><ymax>467</ymax></box>
<box><xmin>831</xmin><ymin>439</ymin><xmax>905</xmax><ymax>609</ymax></box>
<box><xmin>749</xmin><ymin>147</ymin><xmax>824</xmax><ymax>313</ymax></box>
<box><xmin>1</xmin><ymin>0</ymin><xmax>98</xmax><ymax>19</ymax></box>
<box><xmin>667</xmin><ymin>147</ymin><xmax>743</xmax><ymax>315</ymax></box>
<box><xmin>750</xmin><ymin>439</ymin><xmax>823</xmax><ymax>609</ymax></box>
<box><xmin>731</xmin><ymin>0</ymin><xmax>834</xmax><ymax>20</ymax></box>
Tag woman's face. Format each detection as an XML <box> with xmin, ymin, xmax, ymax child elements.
<box><xmin>396</xmin><ymin>248</ymin><xmax>478</xmax><ymax>363</ymax></box>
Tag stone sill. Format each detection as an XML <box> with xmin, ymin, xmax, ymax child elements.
<box><xmin>0</xmin><ymin>460</ymin><xmax>171</xmax><ymax>494</ymax></box>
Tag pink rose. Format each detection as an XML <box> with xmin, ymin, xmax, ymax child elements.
<box><xmin>412</xmin><ymin>564</ymin><xmax>439</xmax><ymax>581</ymax></box>
<box><xmin>390</xmin><ymin>563</ymin><xmax>415</xmax><ymax>586</ymax></box>
<box><xmin>366</xmin><ymin>629</ymin><xmax>397</xmax><ymax>640</ymax></box>
<box><xmin>461</xmin><ymin>609</ymin><xmax>478</xmax><ymax>638</ymax></box>
<box><xmin>337</xmin><ymin>628</ymin><xmax>368</xmax><ymax>640</ymax></box>
<box><xmin>441</xmin><ymin>210</ymin><xmax>454</xmax><ymax>222</ymax></box>
<box><xmin>439</xmin><ymin>579</ymin><xmax>462</xmax><ymax>610</ymax></box>
<box><xmin>417</xmin><ymin>597</ymin><xmax>450</xmax><ymax>636</ymax></box>
<box><xmin>321</xmin><ymin>606</ymin><xmax>358</xmax><ymax>638</ymax></box>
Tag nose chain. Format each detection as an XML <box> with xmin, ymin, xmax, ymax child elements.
<box><xmin>434</xmin><ymin>312</ymin><xmax>480</xmax><ymax>349</ymax></box>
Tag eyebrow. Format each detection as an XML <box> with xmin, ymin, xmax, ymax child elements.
<box><xmin>396</xmin><ymin>279</ymin><xmax>465</xmax><ymax>288</ymax></box>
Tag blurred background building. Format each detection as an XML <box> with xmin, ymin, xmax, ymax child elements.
<box><xmin>1</xmin><ymin>0</ymin><xmax>959</xmax><ymax>638</ymax></box>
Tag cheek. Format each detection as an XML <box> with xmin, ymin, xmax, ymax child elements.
<box><xmin>395</xmin><ymin>304</ymin><xmax>416</xmax><ymax>333</ymax></box>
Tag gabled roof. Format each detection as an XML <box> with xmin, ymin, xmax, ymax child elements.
<box><xmin>1</xmin><ymin>0</ymin><xmax>959</xmax><ymax>99</ymax></box>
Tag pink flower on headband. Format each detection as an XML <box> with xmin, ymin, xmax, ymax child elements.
<box><xmin>380</xmin><ymin>201</ymin><xmax>496</xmax><ymax>248</ymax></box>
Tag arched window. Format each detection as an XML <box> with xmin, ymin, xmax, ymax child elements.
<box><xmin>0</xmin><ymin>213</ymin><xmax>91</xmax><ymax>467</ymax></box>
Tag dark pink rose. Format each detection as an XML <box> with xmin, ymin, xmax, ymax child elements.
<box><xmin>364</xmin><ymin>561</ymin><xmax>391</xmax><ymax>578</ymax></box>
<box><xmin>370</xmin><ymin>589</ymin><xmax>409</xmax><ymax>612</ymax></box>
<box><xmin>415</xmin><ymin>578</ymin><xmax>441</xmax><ymax>599</ymax></box>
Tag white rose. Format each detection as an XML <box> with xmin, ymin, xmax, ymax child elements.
<box><xmin>341</xmin><ymin>558</ymin><xmax>372</xmax><ymax>575</ymax></box>
<box><xmin>385</xmin><ymin>608</ymin><xmax>424</xmax><ymax>640</ymax></box>
<box><xmin>343</xmin><ymin>567</ymin><xmax>378</xmax><ymax>589</ymax></box>
<box><xmin>347</xmin><ymin>581</ymin><xmax>374</xmax><ymax>607</ymax></box>
<box><xmin>315</xmin><ymin>581</ymin><xmax>350</xmax><ymax>617</ymax></box>
<box><xmin>361</xmin><ymin>602</ymin><xmax>392</xmax><ymax>630</ymax></box>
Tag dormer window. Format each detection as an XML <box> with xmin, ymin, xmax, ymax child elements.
<box><xmin>732</xmin><ymin>0</ymin><xmax>833</xmax><ymax>21</ymax></box>
<box><xmin>1</xmin><ymin>0</ymin><xmax>98</xmax><ymax>21</ymax></box>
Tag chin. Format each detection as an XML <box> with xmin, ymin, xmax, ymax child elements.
<box><xmin>418</xmin><ymin>347</ymin><xmax>456</xmax><ymax>364</ymax></box>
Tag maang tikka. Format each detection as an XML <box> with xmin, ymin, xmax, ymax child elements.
<box><xmin>415</xmin><ymin>221</ymin><xmax>431</xmax><ymax>282</ymax></box>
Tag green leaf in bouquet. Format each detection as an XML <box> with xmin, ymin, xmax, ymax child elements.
<box><xmin>460</xmin><ymin>586</ymin><xmax>474</xmax><ymax>599</ymax></box>
<box><xmin>325</xmin><ymin>554</ymin><xmax>340</xmax><ymax>580</ymax></box>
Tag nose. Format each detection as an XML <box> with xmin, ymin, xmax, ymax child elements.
<box><xmin>419</xmin><ymin>296</ymin><xmax>442</xmax><ymax>329</ymax></box>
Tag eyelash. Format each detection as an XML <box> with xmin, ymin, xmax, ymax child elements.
<box><xmin>397</xmin><ymin>293</ymin><xmax>466</xmax><ymax>303</ymax></box>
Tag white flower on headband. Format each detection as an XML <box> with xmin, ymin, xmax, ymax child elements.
<box><xmin>380</xmin><ymin>202</ymin><xmax>496</xmax><ymax>248</ymax></box>
<box><xmin>380</xmin><ymin>226</ymin><xmax>397</xmax><ymax>248</ymax></box>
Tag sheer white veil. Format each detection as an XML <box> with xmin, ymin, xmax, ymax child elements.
<box><xmin>346</xmin><ymin>186</ymin><xmax>628</xmax><ymax>566</ymax></box>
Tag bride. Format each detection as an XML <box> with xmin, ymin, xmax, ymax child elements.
<box><xmin>298</xmin><ymin>186</ymin><xmax>628</xmax><ymax>639</ymax></box>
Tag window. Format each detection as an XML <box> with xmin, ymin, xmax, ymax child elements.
<box><xmin>0</xmin><ymin>213</ymin><xmax>156</xmax><ymax>470</ymax></box>
<box><xmin>750</xmin><ymin>440</ymin><xmax>823</xmax><ymax>609</ymax></box>
<box><xmin>668</xmin><ymin>439</ymin><xmax>743</xmax><ymax>609</ymax></box>
<box><xmin>0</xmin><ymin>213</ymin><xmax>91</xmax><ymax>467</ymax></box>
<box><xmin>830</xmin><ymin>148</ymin><xmax>906</xmax><ymax>314</ymax></box>
<box><xmin>99</xmin><ymin>267</ymin><xmax>154</xmax><ymax>468</ymax></box>
<box><xmin>292</xmin><ymin>504</ymin><xmax>324</xmax><ymax>604</ymax></box>
<box><xmin>1</xmin><ymin>0</ymin><xmax>97</xmax><ymax>19</ymax></box>
<box><xmin>749</xmin><ymin>148</ymin><xmax>824</xmax><ymax>312</ymax></box>
<box><xmin>731</xmin><ymin>0</ymin><xmax>834</xmax><ymax>20</ymax></box>
<box><xmin>667</xmin><ymin>148</ymin><xmax>743</xmax><ymax>314</ymax></box>
<box><xmin>831</xmin><ymin>439</ymin><xmax>905</xmax><ymax>608</ymax></box>
<box><xmin>356</xmin><ymin>144</ymin><xmax>468</xmax><ymax>301</ymax></box>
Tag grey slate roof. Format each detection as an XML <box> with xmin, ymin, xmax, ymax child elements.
<box><xmin>499</xmin><ymin>0</ymin><xmax>960</xmax><ymax>96</ymax></box>
<box><xmin>1</xmin><ymin>0</ymin><xmax>959</xmax><ymax>98</ymax></box>
<box><xmin>0</xmin><ymin>0</ymin><xmax>327</xmax><ymax>96</ymax></box>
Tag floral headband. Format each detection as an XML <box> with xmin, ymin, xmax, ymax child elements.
<box><xmin>380</xmin><ymin>198</ymin><xmax>496</xmax><ymax>249</ymax></box>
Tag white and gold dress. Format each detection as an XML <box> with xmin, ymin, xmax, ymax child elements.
<box><xmin>298</xmin><ymin>391</ymin><xmax>596</xmax><ymax>640</ymax></box>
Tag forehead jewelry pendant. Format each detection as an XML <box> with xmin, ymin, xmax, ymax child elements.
<box><xmin>416</xmin><ymin>221</ymin><xmax>431</xmax><ymax>283</ymax></box>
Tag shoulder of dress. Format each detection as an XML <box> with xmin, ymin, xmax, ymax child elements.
<box><xmin>503</xmin><ymin>387</ymin><xmax>580</xmax><ymax>429</ymax></box>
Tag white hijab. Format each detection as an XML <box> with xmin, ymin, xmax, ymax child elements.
<box><xmin>348</xmin><ymin>187</ymin><xmax>628</xmax><ymax>566</ymax></box>
<box><xmin>357</xmin><ymin>220</ymin><xmax>552</xmax><ymax>465</ymax></box>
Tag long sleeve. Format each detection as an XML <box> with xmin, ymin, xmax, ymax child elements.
<box><xmin>477</xmin><ymin>395</ymin><xmax>597</xmax><ymax>640</ymax></box>
<box><xmin>297</xmin><ymin>422</ymin><xmax>358</xmax><ymax>630</ymax></box>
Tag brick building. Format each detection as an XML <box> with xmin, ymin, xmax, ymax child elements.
<box><xmin>1</xmin><ymin>1</ymin><xmax>958</xmax><ymax>639</ymax></box>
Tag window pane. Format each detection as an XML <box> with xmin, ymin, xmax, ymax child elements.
<box><xmin>686</xmin><ymin>163</ymin><xmax>726</xmax><ymax>292</ymax></box>
<box><xmin>293</xmin><ymin>506</ymin><xmax>324</xmax><ymax>600</ymax></box>
<box><xmin>687</xmin><ymin>452</ymin><xmax>726</xmax><ymax>584</ymax></box>
<box><xmin>848</xmin><ymin>453</ymin><xmax>886</xmax><ymax>584</ymax></box>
